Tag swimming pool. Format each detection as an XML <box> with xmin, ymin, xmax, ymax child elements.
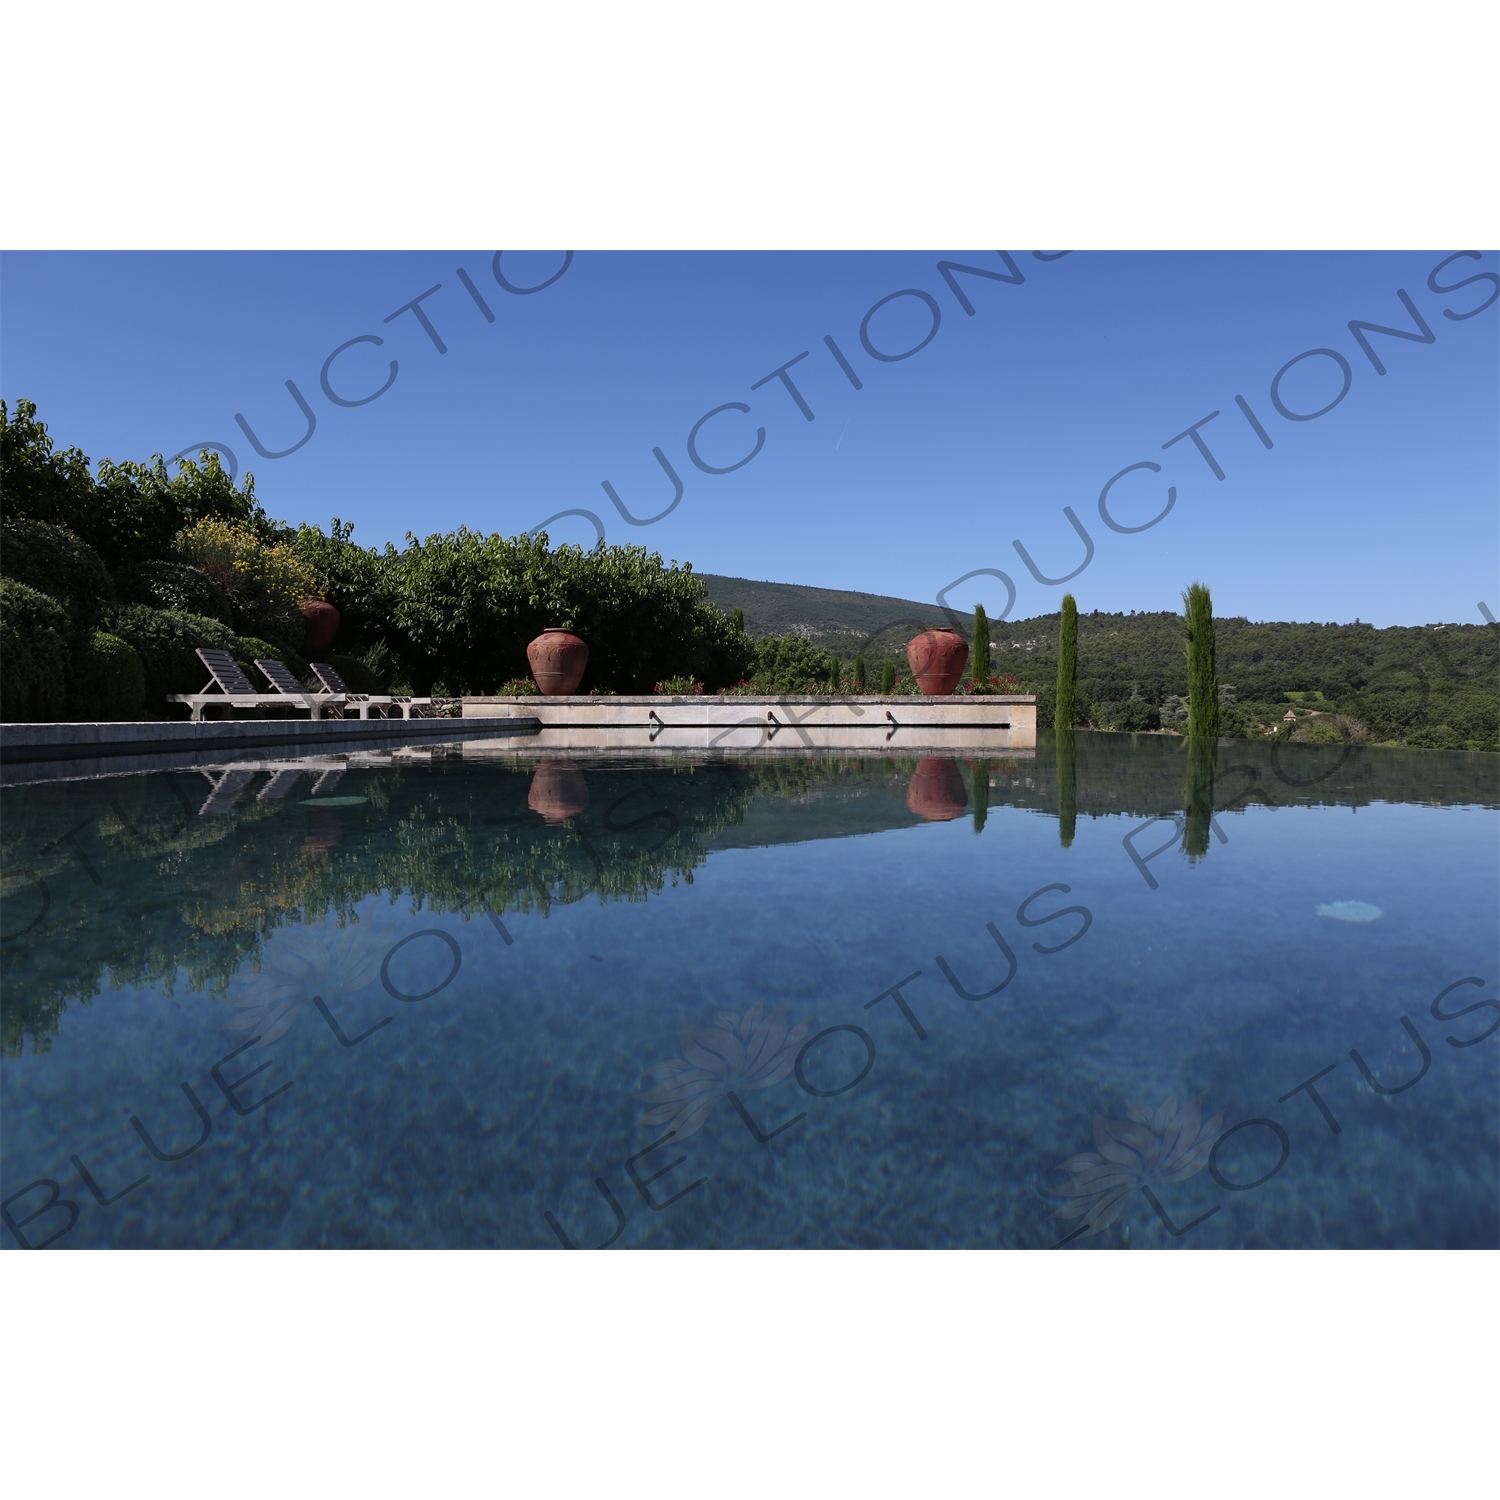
<box><xmin>3</xmin><ymin>734</ymin><xmax>1496</xmax><ymax>1249</ymax></box>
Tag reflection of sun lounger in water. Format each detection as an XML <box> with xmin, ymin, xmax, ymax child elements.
<box><xmin>256</xmin><ymin>770</ymin><xmax>306</xmax><ymax>801</ymax></box>
<box><xmin>197</xmin><ymin>769</ymin><xmax>255</xmax><ymax>815</ymax></box>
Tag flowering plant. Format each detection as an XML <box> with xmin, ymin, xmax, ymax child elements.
<box><xmin>957</xmin><ymin>673</ymin><xmax>1022</xmax><ymax>696</ymax></box>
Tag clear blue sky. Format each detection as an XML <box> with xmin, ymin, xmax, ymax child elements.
<box><xmin>2</xmin><ymin>250</ymin><xmax>1495</xmax><ymax>628</ymax></box>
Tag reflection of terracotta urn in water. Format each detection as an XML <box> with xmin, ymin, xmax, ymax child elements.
<box><xmin>528</xmin><ymin>760</ymin><xmax>590</xmax><ymax>824</ymax></box>
<box><xmin>906</xmin><ymin>628</ymin><xmax>969</xmax><ymax>695</ymax></box>
<box><xmin>302</xmin><ymin>808</ymin><xmax>344</xmax><ymax>856</ymax></box>
<box><xmin>526</xmin><ymin>628</ymin><xmax>589</xmax><ymax>695</ymax></box>
<box><xmin>301</xmin><ymin>599</ymin><xmax>340</xmax><ymax>653</ymax></box>
<box><xmin>906</xmin><ymin>758</ymin><xmax>969</xmax><ymax>822</ymax></box>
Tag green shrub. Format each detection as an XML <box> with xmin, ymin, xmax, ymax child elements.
<box><xmin>0</xmin><ymin>516</ymin><xmax>114</xmax><ymax>627</ymax></box>
<box><xmin>880</xmin><ymin>658</ymin><xmax>896</xmax><ymax>693</ymax></box>
<box><xmin>68</xmin><ymin>631</ymin><xmax>146</xmax><ymax>720</ymax></box>
<box><xmin>1299</xmin><ymin>718</ymin><xmax>1345</xmax><ymax>744</ymax></box>
<box><xmin>745</xmin><ymin>633</ymin><xmax>829</xmax><ymax>693</ymax></box>
<box><xmin>174</xmin><ymin>518</ymin><xmax>319</xmax><ymax>650</ymax></box>
<box><xmin>854</xmin><ymin>655</ymin><xmax>867</xmax><ymax>691</ymax></box>
<box><xmin>115</xmin><ymin>560</ymin><xmax>234</xmax><ymax>626</ymax></box>
<box><xmin>110</xmin><ymin>604</ymin><xmax>245</xmax><ymax>711</ymax></box>
<box><xmin>1405</xmin><ymin>723</ymin><xmax>1464</xmax><ymax>750</ymax></box>
<box><xmin>0</xmin><ymin>578</ymin><xmax>71</xmax><ymax>720</ymax></box>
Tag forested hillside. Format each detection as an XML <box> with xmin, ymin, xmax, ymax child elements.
<box><xmin>701</xmin><ymin>576</ymin><xmax>1498</xmax><ymax>749</ymax></box>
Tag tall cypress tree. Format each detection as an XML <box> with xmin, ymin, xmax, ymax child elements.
<box><xmin>1183</xmin><ymin>582</ymin><xmax>1220</xmax><ymax>739</ymax></box>
<box><xmin>1055</xmin><ymin>594</ymin><xmax>1078</xmax><ymax>730</ymax></box>
<box><xmin>971</xmin><ymin>603</ymin><xmax>990</xmax><ymax>685</ymax></box>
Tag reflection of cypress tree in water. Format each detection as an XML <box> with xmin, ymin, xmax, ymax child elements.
<box><xmin>971</xmin><ymin>760</ymin><xmax>989</xmax><ymax>834</ymax></box>
<box><xmin>1183</xmin><ymin>736</ymin><xmax>1216</xmax><ymax>861</ymax></box>
<box><xmin>1056</xmin><ymin>729</ymin><xmax>1077</xmax><ymax>848</ymax></box>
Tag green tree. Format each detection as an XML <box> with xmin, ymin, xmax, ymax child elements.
<box><xmin>854</xmin><ymin>655</ymin><xmax>867</xmax><ymax>691</ymax></box>
<box><xmin>1056</xmin><ymin>594</ymin><xmax>1078</xmax><ymax>729</ymax></box>
<box><xmin>1</xmin><ymin>400</ymin><xmax>267</xmax><ymax>571</ymax></box>
<box><xmin>971</xmin><ymin>603</ymin><xmax>990</xmax><ymax>683</ymax></box>
<box><xmin>880</xmin><ymin>658</ymin><xmax>896</xmax><ymax>693</ymax></box>
<box><xmin>1184</xmin><ymin>582</ymin><xmax>1220</xmax><ymax>739</ymax></box>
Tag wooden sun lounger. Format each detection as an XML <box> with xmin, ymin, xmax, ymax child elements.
<box><xmin>254</xmin><ymin>657</ymin><xmax>347</xmax><ymax>718</ymax></box>
<box><xmin>309</xmin><ymin>662</ymin><xmax>451</xmax><ymax>719</ymax></box>
<box><xmin>167</xmin><ymin>649</ymin><xmax>312</xmax><ymax>722</ymax></box>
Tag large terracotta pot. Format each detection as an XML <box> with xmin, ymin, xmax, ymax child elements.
<box><xmin>526</xmin><ymin>628</ymin><xmax>588</xmax><ymax>696</ymax></box>
<box><xmin>906</xmin><ymin>628</ymin><xmax>969</xmax><ymax>695</ymax></box>
<box><xmin>301</xmin><ymin>599</ymin><xmax>340</xmax><ymax>653</ymax></box>
<box><xmin>528</xmin><ymin>760</ymin><xmax>590</xmax><ymax>824</ymax></box>
<box><xmin>906</xmin><ymin>758</ymin><xmax>970</xmax><ymax>822</ymax></box>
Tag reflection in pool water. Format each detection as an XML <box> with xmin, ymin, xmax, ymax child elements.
<box><xmin>2</xmin><ymin>735</ymin><xmax>1496</xmax><ymax>1249</ymax></box>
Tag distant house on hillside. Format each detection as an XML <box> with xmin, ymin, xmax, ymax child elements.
<box><xmin>1282</xmin><ymin>710</ymin><xmax>1298</xmax><ymax>722</ymax></box>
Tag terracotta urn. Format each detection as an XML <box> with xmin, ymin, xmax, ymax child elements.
<box><xmin>906</xmin><ymin>628</ymin><xmax>969</xmax><ymax>695</ymax></box>
<box><xmin>905</xmin><ymin>758</ymin><xmax>970</xmax><ymax>822</ymax></box>
<box><xmin>301</xmin><ymin>599</ymin><xmax>340</xmax><ymax>653</ymax></box>
<box><xmin>528</xmin><ymin>760</ymin><xmax>590</xmax><ymax>825</ymax></box>
<box><xmin>526</xmin><ymin>628</ymin><xmax>588</xmax><ymax>695</ymax></box>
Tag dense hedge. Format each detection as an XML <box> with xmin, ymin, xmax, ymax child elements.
<box><xmin>294</xmin><ymin>523</ymin><xmax>753</xmax><ymax>695</ymax></box>
<box><xmin>109</xmin><ymin>604</ymin><xmax>245</xmax><ymax>707</ymax></box>
<box><xmin>68</xmin><ymin>631</ymin><xmax>146</xmax><ymax>720</ymax></box>
<box><xmin>0</xmin><ymin>579</ymin><xmax>72</xmax><ymax>720</ymax></box>
<box><xmin>0</xmin><ymin>516</ymin><xmax>115</xmax><ymax>627</ymax></box>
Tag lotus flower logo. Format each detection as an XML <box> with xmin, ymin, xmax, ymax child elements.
<box><xmin>1050</xmin><ymin>1093</ymin><xmax>1224</xmax><ymax>1242</ymax></box>
<box><xmin>228</xmin><ymin>915</ymin><xmax>391</xmax><ymax>1046</ymax></box>
<box><xmin>634</xmin><ymin>1002</ymin><xmax>811</xmax><ymax>1140</ymax></box>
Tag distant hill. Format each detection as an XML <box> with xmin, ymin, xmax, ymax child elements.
<box><xmin>698</xmin><ymin>574</ymin><xmax>949</xmax><ymax>642</ymax></box>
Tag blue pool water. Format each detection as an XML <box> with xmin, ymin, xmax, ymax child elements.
<box><xmin>3</xmin><ymin>736</ymin><xmax>1496</xmax><ymax>1249</ymax></box>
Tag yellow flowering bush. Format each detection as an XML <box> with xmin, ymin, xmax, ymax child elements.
<box><xmin>173</xmin><ymin>518</ymin><xmax>321</xmax><ymax>646</ymax></box>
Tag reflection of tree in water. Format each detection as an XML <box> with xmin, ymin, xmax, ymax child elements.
<box><xmin>0</xmin><ymin>757</ymin><xmax>768</xmax><ymax>1054</ymax></box>
<box><xmin>1181</xmin><ymin>736</ymin><xmax>1216</xmax><ymax>861</ymax></box>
